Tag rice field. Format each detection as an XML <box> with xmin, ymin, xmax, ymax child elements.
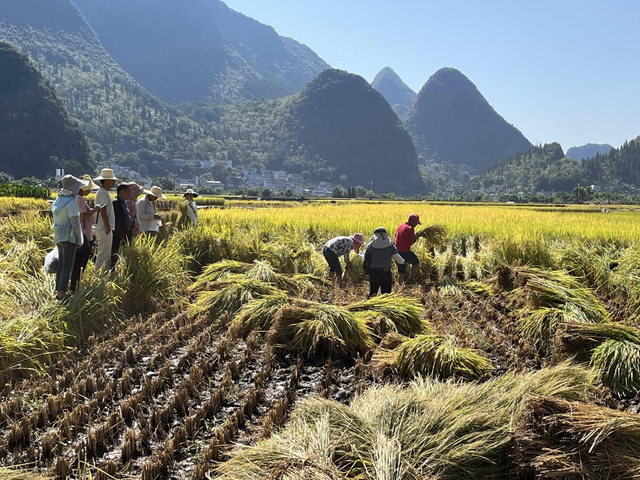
<box><xmin>1</xmin><ymin>199</ymin><xmax>639</xmax><ymax>479</ymax></box>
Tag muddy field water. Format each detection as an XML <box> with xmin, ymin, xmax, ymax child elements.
<box><xmin>0</xmin><ymin>304</ymin><xmax>365</xmax><ymax>479</ymax></box>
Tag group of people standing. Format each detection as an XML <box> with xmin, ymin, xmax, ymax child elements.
<box><xmin>51</xmin><ymin>169</ymin><xmax>199</xmax><ymax>299</ymax></box>
<box><xmin>323</xmin><ymin>214</ymin><xmax>422</xmax><ymax>297</ymax></box>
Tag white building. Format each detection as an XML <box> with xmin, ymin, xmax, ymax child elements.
<box><xmin>205</xmin><ymin>180</ymin><xmax>225</xmax><ymax>190</ymax></box>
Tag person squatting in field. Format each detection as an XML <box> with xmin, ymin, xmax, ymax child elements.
<box><xmin>323</xmin><ymin>233</ymin><xmax>365</xmax><ymax>287</ymax></box>
<box><xmin>363</xmin><ymin>227</ymin><xmax>405</xmax><ymax>297</ymax></box>
<box><xmin>395</xmin><ymin>213</ymin><xmax>421</xmax><ymax>285</ymax></box>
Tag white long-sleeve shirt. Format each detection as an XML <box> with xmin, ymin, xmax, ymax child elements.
<box><xmin>136</xmin><ymin>196</ymin><xmax>160</xmax><ymax>233</ymax></box>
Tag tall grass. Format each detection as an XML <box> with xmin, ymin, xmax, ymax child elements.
<box><xmin>217</xmin><ymin>364</ymin><xmax>595</xmax><ymax>480</ymax></box>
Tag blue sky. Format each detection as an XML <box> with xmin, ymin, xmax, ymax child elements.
<box><xmin>224</xmin><ymin>0</ymin><xmax>640</xmax><ymax>151</ymax></box>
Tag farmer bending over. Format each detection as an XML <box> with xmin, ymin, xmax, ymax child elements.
<box><xmin>323</xmin><ymin>233</ymin><xmax>365</xmax><ymax>287</ymax></box>
<box><xmin>395</xmin><ymin>214</ymin><xmax>421</xmax><ymax>285</ymax></box>
<box><xmin>363</xmin><ymin>227</ymin><xmax>405</xmax><ymax>297</ymax></box>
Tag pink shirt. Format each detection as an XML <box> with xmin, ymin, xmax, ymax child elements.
<box><xmin>76</xmin><ymin>195</ymin><xmax>94</xmax><ymax>241</ymax></box>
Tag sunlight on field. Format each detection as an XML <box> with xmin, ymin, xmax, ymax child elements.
<box><xmin>199</xmin><ymin>202</ymin><xmax>640</xmax><ymax>242</ymax></box>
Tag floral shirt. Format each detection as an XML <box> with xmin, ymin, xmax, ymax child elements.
<box><xmin>325</xmin><ymin>236</ymin><xmax>355</xmax><ymax>262</ymax></box>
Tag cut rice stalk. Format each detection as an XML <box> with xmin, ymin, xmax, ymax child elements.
<box><xmin>346</xmin><ymin>294</ymin><xmax>426</xmax><ymax>336</ymax></box>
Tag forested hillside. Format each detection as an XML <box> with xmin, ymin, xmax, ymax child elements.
<box><xmin>371</xmin><ymin>67</ymin><xmax>416</xmax><ymax>118</ymax></box>
<box><xmin>0</xmin><ymin>41</ymin><xmax>92</xmax><ymax>177</ymax></box>
<box><xmin>406</xmin><ymin>68</ymin><xmax>532</xmax><ymax>173</ymax></box>
<box><xmin>469</xmin><ymin>143</ymin><xmax>587</xmax><ymax>194</ymax></box>
<box><xmin>288</xmin><ymin>69</ymin><xmax>424</xmax><ymax>194</ymax></box>
<box><xmin>184</xmin><ymin>69</ymin><xmax>425</xmax><ymax>193</ymax></box>
<box><xmin>583</xmin><ymin>137</ymin><xmax>640</xmax><ymax>188</ymax></box>
<box><xmin>73</xmin><ymin>0</ymin><xmax>329</xmax><ymax>104</ymax></box>
<box><xmin>0</xmin><ymin>0</ymin><xmax>217</xmax><ymax>167</ymax></box>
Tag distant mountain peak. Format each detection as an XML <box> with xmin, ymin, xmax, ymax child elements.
<box><xmin>406</xmin><ymin>67</ymin><xmax>532</xmax><ymax>172</ymax></box>
<box><xmin>566</xmin><ymin>143</ymin><xmax>614</xmax><ymax>161</ymax></box>
<box><xmin>371</xmin><ymin>66</ymin><xmax>416</xmax><ymax>118</ymax></box>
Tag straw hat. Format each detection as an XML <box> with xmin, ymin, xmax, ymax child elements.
<box><xmin>351</xmin><ymin>233</ymin><xmax>365</xmax><ymax>244</ymax></box>
<box><xmin>183</xmin><ymin>188</ymin><xmax>199</xmax><ymax>198</ymax></box>
<box><xmin>143</xmin><ymin>185</ymin><xmax>167</xmax><ymax>199</ymax></box>
<box><xmin>61</xmin><ymin>175</ymin><xmax>89</xmax><ymax>195</ymax></box>
<box><xmin>79</xmin><ymin>174</ymin><xmax>100</xmax><ymax>192</ymax></box>
<box><xmin>93</xmin><ymin>168</ymin><xmax>120</xmax><ymax>181</ymax></box>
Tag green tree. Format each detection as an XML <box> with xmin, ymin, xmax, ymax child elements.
<box><xmin>152</xmin><ymin>176</ymin><xmax>175</xmax><ymax>191</ymax></box>
<box><xmin>332</xmin><ymin>185</ymin><xmax>345</xmax><ymax>198</ymax></box>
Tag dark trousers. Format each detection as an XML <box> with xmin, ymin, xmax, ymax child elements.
<box><xmin>70</xmin><ymin>245</ymin><xmax>92</xmax><ymax>292</ymax></box>
<box><xmin>56</xmin><ymin>242</ymin><xmax>77</xmax><ymax>293</ymax></box>
<box><xmin>323</xmin><ymin>246</ymin><xmax>343</xmax><ymax>276</ymax></box>
<box><xmin>369</xmin><ymin>269</ymin><xmax>392</xmax><ymax>297</ymax></box>
<box><xmin>110</xmin><ymin>232</ymin><xmax>132</xmax><ymax>270</ymax></box>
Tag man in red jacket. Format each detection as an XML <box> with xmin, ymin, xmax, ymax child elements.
<box><xmin>395</xmin><ymin>214</ymin><xmax>421</xmax><ymax>285</ymax></box>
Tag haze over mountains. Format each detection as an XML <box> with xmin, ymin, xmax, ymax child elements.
<box><xmin>0</xmin><ymin>0</ymin><xmax>638</xmax><ymax>195</ymax></box>
<box><xmin>72</xmin><ymin>0</ymin><xmax>330</xmax><ymax>104</ymax></box>
<box><xmin>566</xmin><ymin>144</ymin><xmax>615</xmax><ymax>161</ymax></box>
<box><xmin>371</xmin><ymin>67</ymin><xmax>416</xmax><ymax>118</ymax></box>
<box><xmin>0</xmin><ymin>0</ymin><xmax>215</xmax><ymax>170</ymax></box>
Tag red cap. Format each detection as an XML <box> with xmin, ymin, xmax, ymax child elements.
<box><xmin>408</xmin><ymin>214</ymin><xmax>421</xmax><ymax>225</ymax></box>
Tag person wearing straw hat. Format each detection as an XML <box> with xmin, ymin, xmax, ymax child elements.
<box><xmin>363</xmin><ymin>227</ymin><xmax>405</xmax><ymax>298</ymax></box>
<box><xmin>93</xmin><ymin>168</ymin><xmax>119</xmax><ymax>273</ymax></box>
<box><xmin>178</xmin><ymin>188</ymin><xmax>199</xmax><ymax>229</ymax></box>
<box><xmin>322</xmin><ymin>233</ymin><xmax>365</xmax><ymax>288</ymax></box>
<box><xmin>136</xmin><ymin>185</ymin><xmax>166</xmax><ymax>239</ymax></box>
<box><xmin>70</xmin><ymin>175</ymin><xmax>101</xmax><ymax>292</ymax></box>
<box><xmin>52</xmin><ymin>175</ymin><xmax>88</xmax><ymax>299</ymax></box>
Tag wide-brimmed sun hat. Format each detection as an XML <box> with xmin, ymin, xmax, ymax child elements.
<box><xmin>351</xmin><ymin>233</ymin><xmax>365</xmax><ymax>244</ymax></box>
<box><xmin>79</xmin><ymin>174</ymin><xmax>100</xmax><ymax>192</ymax></box>
<box><xmin>184</xmin><ymin>188</ymin><xmax>199</xmax><ymax>198</ymax></box>
<box><xmin>93</xmin><ymin>168</ymin><xmax>120</xmax><ymax>181</ymax></box>
<box><xmin>408</xmin><ymin>214</ymin><xmax>422</xmax><ymax>225</ymax></box>
<box><xmin>61</xmin><ymin>175</ymin><xmax>89</xmax><ymax>195</ymax></box>
<box><xmin>144</xmin><ymin>185</ymin><xmax>167</xmax><ymax>199</ymax></box>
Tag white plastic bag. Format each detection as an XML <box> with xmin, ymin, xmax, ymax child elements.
<box><xmin>44</xmin><ymin>247</ymin><xmax>59</xmax><ymax>274</ymax></box>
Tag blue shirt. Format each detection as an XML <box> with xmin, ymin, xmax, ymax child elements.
<box><xmin>52</xmin><ymin>195</ymin><xmax>80</xmax><ymax>244</ymax></box>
